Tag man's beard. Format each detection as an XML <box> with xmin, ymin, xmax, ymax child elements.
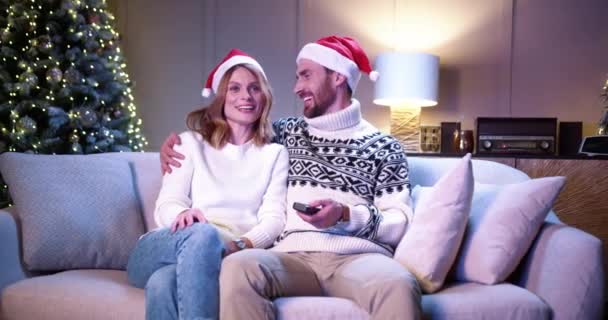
<box><xmin>303</xmin><ymin>79</ymin><xmax>335</xmax><ymax>118</ymax></box>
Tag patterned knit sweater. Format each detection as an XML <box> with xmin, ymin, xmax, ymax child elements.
<box><xmin>271</xmin><ymin>99</ymin><xmax>413</xmax><ymax>256</ymax></box>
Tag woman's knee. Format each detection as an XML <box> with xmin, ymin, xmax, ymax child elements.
<box><xmin>184</xmin><ymin>223</ymin><xmax>223</xmax><ymax>248</ymax></box>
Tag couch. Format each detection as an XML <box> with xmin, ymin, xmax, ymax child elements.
<box><xmin>0</xmin><ymin>152</ymin><xmax>604</xmax><ymax>320</ymax></box>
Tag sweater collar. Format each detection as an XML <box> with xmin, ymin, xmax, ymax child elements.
<box><xmin>304</xmin><ymin>99</ymin><xmax>361</xmax><ymax>131</ymax></box>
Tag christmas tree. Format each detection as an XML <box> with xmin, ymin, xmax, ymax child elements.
<box><xmin>0</xmin><ymin>0</ymin><xmax>147</xmax><ymax>207</ymax></box>
<box><xmin>599</xmin><ymin>76</ymin><xmax>608</xmax><ymax>135</ymax></box>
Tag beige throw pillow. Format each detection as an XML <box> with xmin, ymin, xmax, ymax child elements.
<box><xmin>452</xmin><ymin>176</ymin><xmax>566</xmax><ymax>284</ymax></box>
<box><xmin>394</xmin><ymin>154</ymin><xmax>474</xmax><ymax>293</ymax></box>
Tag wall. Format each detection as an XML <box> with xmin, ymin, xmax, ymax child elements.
<box><xmin>108</xmin><ymin>0</ymin><xmax>608</xmax><ymax>150</ymax></box>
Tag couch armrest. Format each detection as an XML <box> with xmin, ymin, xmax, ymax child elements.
<box><xmin>0</xmin><ymin>207</ymin><xmax>26</xmax><ymax>295</ymax></box>
<box><xmin>514</xmin><ymin>222</ymin><xmax>604</xmax><ymax>320</ymax></box>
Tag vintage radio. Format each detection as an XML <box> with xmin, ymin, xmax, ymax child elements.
<box><xmin>476</xmin><ymin>117</ymin><xmax>557</xmax><ymax>155</ymax></box>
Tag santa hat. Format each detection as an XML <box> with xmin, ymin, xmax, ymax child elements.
<box><xmin>296</xmin><ymin>36</ymin><xmax>378</xmax><ymax>93</ymax></box>
<box><xmin>202</xmin><ymin>49</ymin><xmax>266</xmax><ymax>97</ymax></box>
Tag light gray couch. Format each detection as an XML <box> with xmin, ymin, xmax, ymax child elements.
<box><xmin>0</xmin><ymin>152</ymin><xmax>604</xmax><ymax>320</ymax></box>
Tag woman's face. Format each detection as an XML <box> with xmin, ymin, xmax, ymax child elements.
<box><xmin>223</xmin><ymin>66</ymin><xmax>266</xmax><ymax>129</ymax></box>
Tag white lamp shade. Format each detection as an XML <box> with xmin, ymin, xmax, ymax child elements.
<box><xmin>373</xmin><ymin>52</ymin><xmax>439</xmax><ymax>108</ymax></box>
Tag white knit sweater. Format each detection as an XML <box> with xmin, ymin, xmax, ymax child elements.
<box><xmin>271</xmin><ymin>99</ymin><xmax>414</xmax><ymax>256</ymax></box>
<box><xmin>154</xmin><ymin>131</ymin><xmax>289</xmax><ymax>249</ymax></box>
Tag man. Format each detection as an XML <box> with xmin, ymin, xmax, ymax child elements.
<box><xmin>160</xmin><ymin>36</ymin><xmax>421</xmax><ymax>319</ymax></box>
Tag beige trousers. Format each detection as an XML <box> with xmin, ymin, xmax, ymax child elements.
<box><xmin>219</xmin><ymin>249</ymin><xmax>422</xmax><ymax>320</ymax></box>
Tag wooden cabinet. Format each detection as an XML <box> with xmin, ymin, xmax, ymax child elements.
<box><xmin>514</xmin><ymin>158</ymin><xmax>608</xmax><ymax>262</ymax></box>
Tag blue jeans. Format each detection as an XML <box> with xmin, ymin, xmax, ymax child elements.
<box><xmin>126</xmin><ymin>223</ymin><xmax>225</xmax><ymax>320</ymax></box>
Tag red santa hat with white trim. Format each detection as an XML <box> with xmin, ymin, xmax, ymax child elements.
<box><xmin>202</xmin><ymin>48</ymin><xmax>267</xmax><ymax>97</ymax></box>
<box><xmin>296</xmin><ymin>36</ymin><xmax>378</xmax><ymax>93</ymax></box>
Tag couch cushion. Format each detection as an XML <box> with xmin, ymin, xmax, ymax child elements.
<box><xmin>394</xmin><ymin>153</ymin><xmax>473</xmax><ymax>293</ymax></box>
<box><xmin>1</xmin><ymin>273</ymin><xmax>550</xmax><ymax>320</ymax></box>
<box><xmin>1</xmin><ymin>270</ymin><xmax>144</xmax><ymax>320</ymax></box>
<box><xmin>0</xmin><ymin>153</ymin><xmax>145</xmax><ymax>271</ymax></box>
<box><xmin>274</xmin><ymin>281</ymin><xmax>550</xmax><ymax>320</ymax></box>
<box><xmin>452</xmin><ymin>177</ymin><xmax>566</xmax><ymax>284</ymax></box>
<box><xmin>275</xmin><ymin>296</ymin><xmax>369</xmax><ymax>320</ymax></box>
<box><xmin>422</xmin><ymin>282</ymin><xmax>550</xmax><ymax>320</ymax></box>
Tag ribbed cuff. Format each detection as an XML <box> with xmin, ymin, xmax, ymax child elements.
<box><xmin>241</xmin><ymin>228</ymin><xmax>272</xmax><ymax>249</ymax></box>
<box><xmin>342</xmin><ymin>204</ymin><xmax>371</xmax><ymax>233</ymax></box>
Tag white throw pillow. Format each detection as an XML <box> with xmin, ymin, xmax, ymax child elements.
<box><xmin>452</xmin><ymin>176</ymin><xmax>566</xmax><ymax>284</ymax></box>
<box><xmin>394</xmin><ymin>154</ymin><xmax>474</xmax><ymax>293</ymax></box>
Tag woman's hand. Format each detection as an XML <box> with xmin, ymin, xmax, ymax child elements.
<box><xmin>223</xmin><ymin>238</ymin><xmax>253</xmax><ymax>257</ymax></box>
<box><xmin>223</xmin><ymin>241</ymin><xmax>239</xmax><ymax>257</ymax></box>
<box><xmin>171</xmin><ymin>208</ymin><xmax>207</xmax><ymax>233</ymax></box>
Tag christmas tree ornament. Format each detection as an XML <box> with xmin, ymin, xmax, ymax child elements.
<box><xmin>98</xmin><ymin>126</ymin><xmax>111</xmax><ymax>138</ymax></box>
<box><xmin>46</xmin><ymin>21</ymin><xmax>61</xmax><ymax>35</ymax></box>
<box><xmin>113</xmin><ymin>109</ymin><xmax>123</xmax><ymax>118</ymax></box>
<box><xmin>1</xmin><ymin>31</ymin><xmax>12</xmax><ymax>42</ymax></box>
<box><xmin>58</xmin><ymin>87</ymin><xmax>71</xmax><ymax>100</ymax></box>
<box><xmin>99</xmin><ymin>30</ymin><xmax>113</xmax><ymax>41</ymax></box>
<box><xmin>71</xmin><ymin>142</ymin><xmax>83</xmax><ymax>154</ymax></box>
<box><xmin>16</xmin><ymin>83</ymin><xmax>31</xmax><ymax>96</ymax></box>
<box><xmin>64</xmin><ymin>67</ymin><xmax>82</xmax><ymax>84</ymax></box>
<box><xmin>47</xmin><ymin>106</ymin><xmax>67</xmax><ymax>117</ymax></box>
<box><xmin>37</xmin><ymin>35</ymin><xmax>53</xmax><ymax>54</ymax></box>
<box><xmin>86</xmin><ymin>134</ymin><xmax>96</xmax><ymax>144</ymax></box>
<box><xmin>20</xmin><ymin>72</ymin><xmax>38</xmax><ymax>86</ymax></box>
<box><xmin>87</xmin><ymin>0</ymin><xmax>104</xmax><ymax>8</ymax></box>
<box><xmin>65</xmin><ymin>47</ymin><xmax>81</xmax><ymax>61</ymax></box>
<box><xmin>26</xmin><ymin>47</ymin><xmax>38</xmax><ymax>59</ymax></box>
<box><xmin>61</xmin><ymin>0</ymin><xmax>75</xmax><ymax>11</ymax></box>
<box><xmin>79</xmin><ymin>108</ymin><xmax>98</xmax><ymax>127</ymax></box>
<box><xmin>88</xmin><ymin>14</ymin><xmax>101</xmax><ymax>24</ymax></box>
<box><xmin>46</xmin><ymin>67</ymin><xmax>63</xmax><ymax>85</ymax></box>
<box><xmin>17</xmin><ymin>116</ymin><xmax>37</xmax><ymax>135</ymax></box>
<box><xmin>76</xmin><ymin>14</ymin><xmax>86</xmax><ymax>25</ymax></box>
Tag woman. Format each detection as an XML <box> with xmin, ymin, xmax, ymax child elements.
<box><xmin>126</xmin><ymin>49</ymin><xmax>288</xmax><ymax>320</ymax></box>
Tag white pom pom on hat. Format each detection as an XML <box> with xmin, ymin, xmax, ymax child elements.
<box><xmin>201</xmin><ymin>49</ymin><xmax>266</xmax><ymax>97</ymax></box>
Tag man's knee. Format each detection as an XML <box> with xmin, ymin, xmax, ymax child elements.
<box><xmin>360</xmin><ymin>264</ymin><xmax>421</xmax><ymax>302</ymax></box>
<box><xmin>220</xmin><ymin>249</ymin><xmax>268</xmax><ymax>293</ymax></box>
<box><xmin>395</xmin><ymin>268</ymin><xmax>421</xmax><ymax>292</ymax></box>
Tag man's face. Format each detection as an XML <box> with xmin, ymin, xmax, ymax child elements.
<box><xmin>293</xmin><ymin>59</ymin><xmax>337</xmax><ymax>118</ymax></box>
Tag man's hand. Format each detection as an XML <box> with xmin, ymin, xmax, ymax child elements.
<box><xmin>296</xmin><ymin>199</ymin><xmax>346</xmax><ymax>229</ymax></box>
<box><xmin>171</xmin><ymin>208</ymin><xmax>207</xmax><ymax>233</ymax></box>
<box><xmin>160</xmin><ymin>132</ymin><xmax>184</xmax><ymax>174</ymax></box>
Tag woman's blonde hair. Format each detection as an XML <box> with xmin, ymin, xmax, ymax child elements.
<box><xmin>186</xmin><ymin>64</ymin><xmax>274</xmax><ymax>148</ymax></box>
